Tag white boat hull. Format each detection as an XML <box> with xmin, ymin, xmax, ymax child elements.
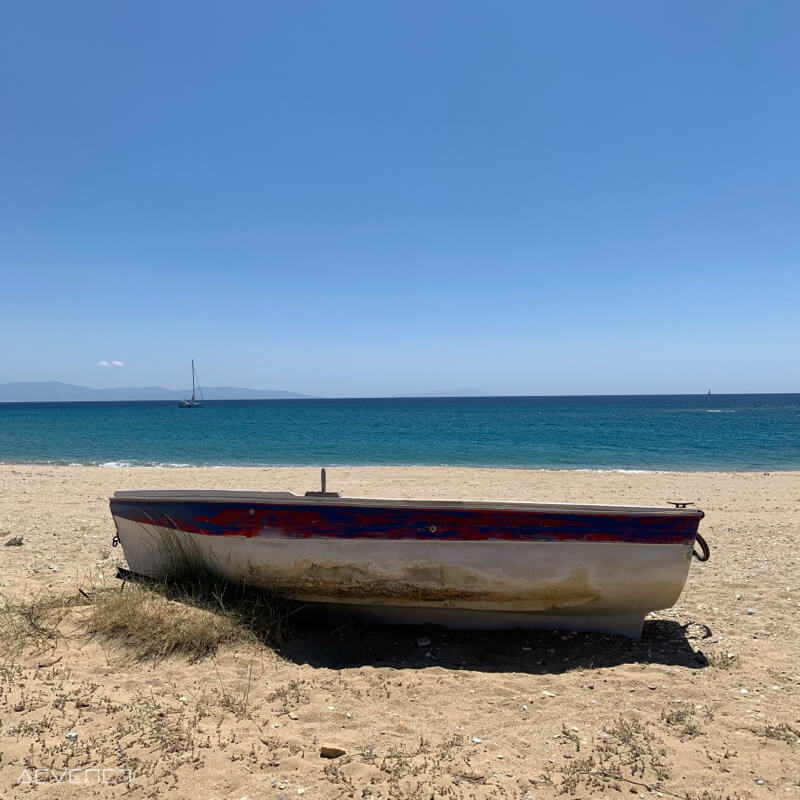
<box><xmin>111</xmin><ymin>513</ymin><xmax>695</xmax><ymax>638</ymax></box>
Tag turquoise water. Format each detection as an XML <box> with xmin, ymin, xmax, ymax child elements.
<box><xmin>0</xmin><ymin>395</ymin><xmax>798</xmax><ymax>471</ymax></box>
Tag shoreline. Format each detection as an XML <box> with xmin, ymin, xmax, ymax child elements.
<box><xmin>2</xmin><ymin>460</ymin><xmax>798</xmax><ymax>474</ymax></box>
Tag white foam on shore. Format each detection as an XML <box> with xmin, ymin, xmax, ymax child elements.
<box><xmin>1</xmin><ymin>460</ymin><xmax>792</xmax><ymax>473</ymax></box>
<box><xmin>96</xmin><ymin>461</ymin><xmax>195</xmax><ymax>468</ymax></box>
<box><xmin>64</xmin><ymin>460</ymin><xmax>197</xmax><ymax>468</ymax></box>
<box><xmin>568</xmin><ymin>468</ymin><xmax>658</xmax><ymax>474</ymax></box>
<box><xmin>88</xmin><ymin>463</ymin><xmax>666</xmax><ymax>473</ymax></box>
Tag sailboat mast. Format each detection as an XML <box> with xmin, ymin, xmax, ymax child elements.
<box><xmin>191</xmin><ymin>359</ymin><xmax>196</xmax><ymax>401</ymax></box>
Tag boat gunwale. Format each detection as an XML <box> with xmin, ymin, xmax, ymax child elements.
<box><xmin>110</xmin><ymin>490</ymin><xmax>704</xmax><ymax>519</ymax></box>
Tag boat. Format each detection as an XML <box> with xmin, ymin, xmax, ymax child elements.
<box><xmin>109</xmin><ymin>471</ymin><xmax>707</xmax><ymax>638</ymax></box>
<box><xmin>177</xmin><ymin>360</ymin><xmax>203</xmax><ymax>408</ymax></box>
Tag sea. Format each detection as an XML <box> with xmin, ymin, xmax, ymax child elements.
<box><xmin>0</xmin><ymin>394</ymin><xmax>798</xmax><ymax>472</ymax></box>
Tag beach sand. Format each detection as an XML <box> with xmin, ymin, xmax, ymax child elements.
<box><xmin>1</xmin><ymin>465</ymin><xmax>798</xmax><ymax>798</ymax></box>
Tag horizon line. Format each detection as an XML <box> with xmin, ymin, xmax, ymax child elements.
<box><xmin>2</xmin><ymin>390</ymin><xmax>799</xmax><ymax>404</ymax></box>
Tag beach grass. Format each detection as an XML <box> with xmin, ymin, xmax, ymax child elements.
<box><xmin>89</xmin><ymin>558</ymin><xmax>287</xmax><ymax>661</ymax></box>
<box><xmin>1</xmin><ymin>557</ymin><xmax>286</xmax><ymax>663</ymax></box>
<box><xmin>0</xmin><ymin>589</ymin><xmax>86</xmax><ymax>653</ymax></box>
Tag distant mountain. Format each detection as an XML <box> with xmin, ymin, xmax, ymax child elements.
<box><xmin>0</xmin><ymin>382</ymin><xmax>310</xmax><ymax>402</ymax></box>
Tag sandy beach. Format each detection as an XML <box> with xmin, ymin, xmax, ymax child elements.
<box><xmin>1</xmin><ymin>464</ymin><xmax>798</xmax><ymax>798</ymax></box>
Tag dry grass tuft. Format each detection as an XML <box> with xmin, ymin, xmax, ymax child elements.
<box><xmin>2</xmin><ymin>533</ymin><xmax>286</xmax><ymax>663</ymax></box>
<box><xmin>0</xmin><ymin>590</ymin><xmax>88</xmax><ymax>654</ymax></box>
<box><xmin>85</xmin><ymin>549</ymin><xmax>286</xmax><ymax>662</ymax></box>
<box><xmin>86</xmin><ymin>585</ymin><xmax>242</xmax><ymax>662</ymax></box>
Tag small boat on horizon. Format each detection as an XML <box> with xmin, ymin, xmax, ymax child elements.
<box><xmin>109</xmin><ymin>471</ymin><xmax>708</xmax><ymax>639</ymax></box>
<box><xmin>178</xmin><ymin>360</ymin><xmax>203</xmax><ymax>408</ymax></box>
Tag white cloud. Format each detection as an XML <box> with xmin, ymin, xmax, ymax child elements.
<box><xmin>98</xmin><ymin>360</ymin><xmax>124</xmax><ymax>368</ymax></box>
<box><xmin>111</xmin><ymin>360</ymin><xmax>124</xmax><ymax>367</ymax></box>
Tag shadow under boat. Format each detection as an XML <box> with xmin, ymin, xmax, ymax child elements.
<box><xmin>276</xmin><ymin>603</ymin><xmax>711</xmax><ymax>674</ymax></box>
<box><xmin>115</xmin><ymin>567</ymin><xmax>709</xmax><ymax>674</ymax></box>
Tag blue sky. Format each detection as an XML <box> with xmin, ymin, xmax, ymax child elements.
<box><xmin>1</xmin><ymin>1</ymin><xmax>798</xmax><ymax>396</ymax></box>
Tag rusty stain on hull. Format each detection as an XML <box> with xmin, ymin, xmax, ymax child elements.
<box><xmin>243</xmin><ymin>560</ymin><xmax>602</xmax><ymax>611</ymax></box>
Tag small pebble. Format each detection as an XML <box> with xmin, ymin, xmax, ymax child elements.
<box><xmin>471</xmin><ymin>736</ymin><xmax>483</xmax><ymax>744</ymax></box>
<box><xmin>417</xmin><ymin>637</ymin><xmax>431</xmax><ymax>647</ymax></box>
<box><xmin>747</xmin><ymin>609</ymin><xmax>755</xmax><ymax>615</ymax></box>
<box><xmin>320</xmin><ymin>745</ymin><xmax>346</xmax><ymax>759</ymax></box>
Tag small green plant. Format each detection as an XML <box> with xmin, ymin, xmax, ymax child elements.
<box><xmin>705</xmin><ymin>651</ymin><xmax>739</xmax><ymax>670</ymax></box>
<box><xmin>661</xmin><ymin>704</ymin><xmax>704</xmax><ymax>739</ymax></box>
<box><xmin>554</xmin><ymin>714</ymin><xmax>674</xmax><ymax>796</ymax></box>
<box><xmin>762</xmin><ymin>723</ymin><xmax>800</xmax><ymax>743</ymax></box>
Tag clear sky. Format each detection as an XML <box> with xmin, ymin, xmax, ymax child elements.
<box><xmin>2</xmin><ymin>1</ymin><xmax>798</xmax><ymax>396</ymax></box>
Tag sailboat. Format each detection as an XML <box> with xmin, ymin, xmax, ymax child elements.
<box><xmin>178</xmin><ymin>360</ymin><xmax>204</xmax><ymax>408</ymax></box>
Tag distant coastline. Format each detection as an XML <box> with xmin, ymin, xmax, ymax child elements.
<box><xmin>3</xmin><ymin>382</ymin><xmax>799</xmax><ymax>404</ymax></box>
<box><xmin>0</xmin><ymin>382</ymin><xmax>499</xmax><ymax>403</ymax></box>
<box><xmin>0</xmin><ymin>381</ymin><xmax>310</xmax><ymax>403</ymax></box>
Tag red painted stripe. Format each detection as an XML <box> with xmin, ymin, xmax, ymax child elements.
<box><xmin>110</xmin><ymin>498</ymin><xmax>701</xmax><ymax>545</ymax></box>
